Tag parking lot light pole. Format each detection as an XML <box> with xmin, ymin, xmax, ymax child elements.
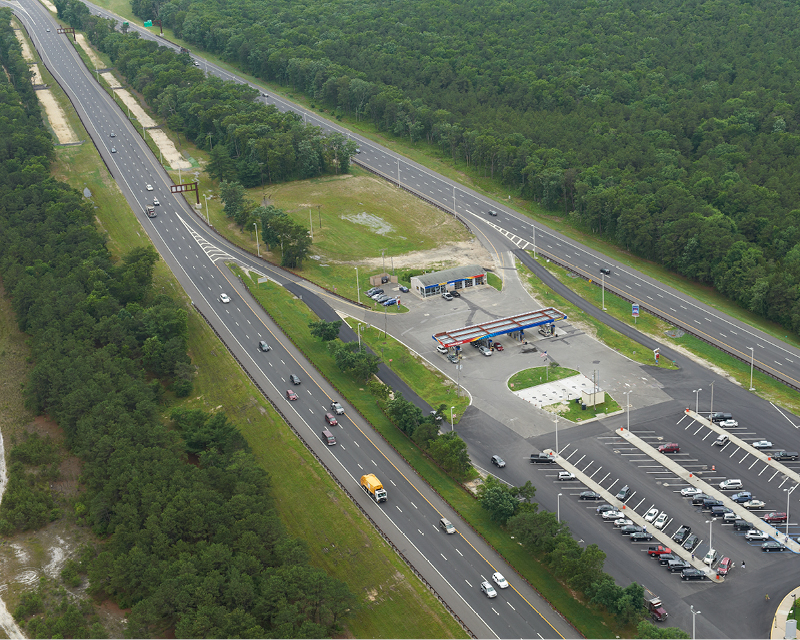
<box><xmin>624</xmin><ymin>390</ymin><xmax>632</xmax><ymax>430</ymax></box>
<box><xmin>450</xmin><ymin>406</ymin><xmax>455</xmax><ymax>431</ymax></box>
<box><xmin>557</xmin><ymin>493</ymin><xmax>562</xmax><ymax>522</ymax></box>
<box><xmin>749</xmin><ymin>347</ymin><xmax>756</xmax><ymax>391</ymax></box>
<box><xmin>706</xmin><ymin>518</ymin><xmax>715</xmax><ymax>551</ymax></box>
<box><xmin>709</xmin><ymin>381</ymin><xmax>714</xmax><ymax>421</ymax></box>
<box><xmin>691</xmin><ymin>605</ymin><xmax>701</xmax><ymax>640</ymax></box>
<box><xmin>355</xmin><ymin>267</ymin><xmax>360</xmax><ymax>305</ymax></box>
<box><xmin>555</xmin><ymin>414</ymin><xmax>559</xmax><ymax>457</ymax></box>
<box><xmin>786</xmin><ymin>484</ymin><xmax>798</xmax><ymax>537</ymax></box>
<box><xmin>693</xmin><ymin>388</ymin><xmax>702</xmax><ymax>414</ymax></box>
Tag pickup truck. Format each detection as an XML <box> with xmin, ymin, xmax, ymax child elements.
<box><xmin>647</xmin><ymin>545</ymin><xmax>672</xmax><ymax>557</ymax></box>
<box><xmin>530</xmin><ymin>453</ymin><xmax>555</xmax><ymax>464</ymax></box>
<box><xmin>775</xmin><ymin>451</ymin><xmax>799</xmax><ymax>461</ymax></box>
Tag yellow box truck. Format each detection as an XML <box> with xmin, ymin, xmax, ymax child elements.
<box><xmin>360</xmin><ymin>474</ymin><xmax>387</xmax><ymax>503</ymax></box>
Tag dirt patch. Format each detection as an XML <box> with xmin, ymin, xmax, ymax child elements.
<box><xmin>38</xmin><ymin>0</ymin><xmax>58</xmax><ymax>12</ymax></box>
<box><xmin>29</xmin><ymin>64</ymin><xmax>43</xmax><ymax>86</ymax></box>
<box><xmin>75</xmin><ymin>34</ymin><xmax>104</xmax><ymax>69</ymax></box>
<box><xmin>341</xmin><ymin>239</ymin><xmax>494</xmax><ymax>272</ymax></box>
<box><xmin>38</xmin><ymin>90</ymin><xmax>79</xmax><ymax>144</ymax></box>
<box><xmin>13</xmin><ymin>31</ymin><xmax>35</xmax><ymax>62</ymax></box>
<box><xmin>148</xmin><ymin>128</ymin><xmax>192</xmax><ymax>170</ymax></box>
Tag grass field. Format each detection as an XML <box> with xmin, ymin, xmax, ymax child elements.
<box><xmin>508</xmin><ymin>366</ymin><xmax>580</xmax><ymax>390</ymax></box>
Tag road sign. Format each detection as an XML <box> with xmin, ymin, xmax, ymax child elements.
<box><xmin>632</xmin><ymin>303</ymin><xmax>640</xmax><ymax>317</ymax></box>
<box><xmin>144</xmin><ymin>20</ymin><xmax>152</xmax><ymax>26</ymax></box>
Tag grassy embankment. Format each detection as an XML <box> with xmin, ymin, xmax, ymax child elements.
<box><xmin>43</xmin><ymin>77</ymin><xmax>466</xmax><ymax>640</ymax></box>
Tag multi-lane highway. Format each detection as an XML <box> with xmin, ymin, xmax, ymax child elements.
<box><xmin>5</xmin><ymin>1</ymin><xmax>581</xmax><ymax>636</ymax></box>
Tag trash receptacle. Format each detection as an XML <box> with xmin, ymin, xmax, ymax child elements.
<box><xmin>581</xmin><ymin>403</ymin><xmax>587</xmax><ymax>410</ymax></box>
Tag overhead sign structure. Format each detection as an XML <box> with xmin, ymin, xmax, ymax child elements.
<box><xmin>170</xmin><ymin>180</ymin><xmax>200</xmax><ymax>205</ymax></box>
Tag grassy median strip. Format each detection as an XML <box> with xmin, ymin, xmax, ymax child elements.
<box><xmin>238</xmin><ymin>268</ymin><xmax>617</xmax><ymax>638</ymax></box>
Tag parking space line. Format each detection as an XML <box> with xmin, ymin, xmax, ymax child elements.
<box><xmin>770</xmin><ymin>470</ymin><xmax>781</xmax><ymax>481</ymax></box>
<box><xmin>598</xmin><ymin>473</ymin><xmax>610</xmax><ymax>484</ymax></box>
<box><xmin>729</xmin><ymin>447</ymin><xmax>741</xmax><ymax>458</ymax></box>
<box><xmin>582</xmin><ymin>461</ymin><xmax>593</xmax><ymax>473</ymax></box>
<box><xmin>758</xmin><ymin>465</ymin><xmax>770</xmax><ymax>476</ymax></box>
<box><xmin>693</xmin><ymin>425</ymin><xmax>705</xmax><ymax>435</ymax></box>
<box><xmin>589</xmin><ymin>467</ymin><xmax>603</xmax><ymax>478</ymax></box>
<box><xmin>740</xmin><ymin>453</ymin><xmax>750</xmax><ymax>463</ymax></box>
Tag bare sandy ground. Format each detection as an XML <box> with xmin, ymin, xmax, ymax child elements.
<box><xmin>75</xmin><ymin>34</ymin><xmax>104</xmax><ymax>69</ymax></box>
<box><xmin>149</xmin><ymin>128</ymin><xmax>192</xmax><ymax>170</ymax></box>
<box><xmin>13</xmin><ymin>30</ymin><xmax>35</xmax><ymax>61</ymax></box>
<box><xmin>347</xmin><ymin>239</ymin><xmax>495</xmax><ymax>272</ymax></box>
<box><xmin>29</xmin><ymin>63</ymin><xmax>43</xmax><ymax>85</ymax></box>
<box><xmin>38</xmin><ymin>90</ymin><xmax>79</xmax><ymax>143</ymax></box>
<box><xmin>38</xmin><ymin>0</ymin><xmax>57</xmax><ymax>13</ymax></box>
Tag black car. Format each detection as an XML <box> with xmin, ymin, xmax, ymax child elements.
<box><xmin>710</xmin><ymin>506</ymin><xmax>733</xmax><ymax>517</ymax></box>
<box><xmin>657</xmin><ymin>554</ymin><xmax>676</xmax><ymax>565</ymax></box>
<box><xmin>701</xmin><ymin>498</ymin><xmax>723</xmax><ymax>510</ymax></box>
<box><xmin>620</xmin><ymin>524</ymin><xmax>643</xmax><ymax>536</ymax></box>
<box><xmin>289</xmin><ymin>374</ymin><xmax>301</xmax><ymax>385</ymax></box>
<box><xmin>673</xmin><ymin>525</ymin><xmax>691</xmax><ymax>544</ymax></box>
<box><xmin>691</xmin><ymin>494</ymin><xmax>711</xmax><ymax>506</ymax></box>
<box><xmin>579</xmin><ymin>491</ymin><xmax>602</xmax><ymax>500</ymax></box>
<box><xmin>450</xmin><ymin>290</ymin><xmax>460</xmax><ymax>297</ymax></box>
<box><xmin>491</xmin><ymin>455</ymin><xmax>505</xmax><ymax>468</ymax></box>
<box><xmin>629</xmin><ymin>532</ymin><xmax>654</xmax><ymax>542</ymax></box>
<box><xmin>667</xmin><ymin>559</ymin><xmax>691</xmax><ymax>573</ymax></box>
<box><xmin>487</xmin><ymin>210</ymin><xmax>498</xmax><ymax>216</ymax></box>
<box><xmin>596</xmin><ymin>504</ymin><xmax>617</xmax><ymax>514</ymax></box>
<box><xmin>682</xmin><ymin>534</ymin><xmax>699</xmax><ymax>550</ymax></box>
<box><xmin>600</xmin><ymin>267</ymin><xmax>611</xmax><ymax>275</ymax></box>
<box><xmin>762</xmin><ymin>541</ymin><xmax>785</xmax><ymax>552</ymax></box>
<box><xmin>681</xmin><ymin>568</ymin><xmax>707</xmax><ymax>581</ymax></box>
<box><xmin>258</xmin><ymin>340</ymin><xmax>271</xmax><ymax>352</ymax></box>
<box><xmin>615</xmin><ymin>485</ymin><xmax>632</xmax><ymax>501</ymax></box>
<box><xmin>399</xmin><ymin>285</ymin><xmax>409</xmax><ymax>293</ymax></box>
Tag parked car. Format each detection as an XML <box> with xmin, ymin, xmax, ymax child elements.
<box><xmin>667</xmin><ymin>559</ymin><xmax>691</xmax><ymax>572</ymax></box>
<box><xmin>672</xmin><ymin>525</ymin><xmax>691</xmax><ymax>544</ymax></box>
<box><xmin>681</xmin><ymin>487</ymin><xmax>702</xmax><ymax>497</ymax></box>
<box><xmin>731</xmin><ymin>492</ymin><xmax>752</xmax><ymax>503</ymax></box>
<box><xmin>702</xmin><ymin>498</ymin><xmax>724</xmax><ymax>510</ymax></box>
<box><xmin>717</xmin><ymin>557</ymin><xmax>733</xmax><ymax>576</ymax></box>
<box><xmin>681</xmin><ymin>568</ymin><xmax>707</xmax><ymax>581</ymax></box>
<box><xmin>366</xmin><ymin>288</ymin><xmax>383</xmax><ymax>296</ymax></box>
<box><xmin>557</xmin><ymin>471</ymin><xmax>575</xmax><ymax>481</ymax></box>
<box><xmin>745</xmin><ymin>529</ymin><xmax>769</xmax><ymax>541</ymax></box>
<box><xmin>719</xmin><ymin>479</ymin><xmax>743</xmax><ymax>490</ymax></box>
<box><xmin>399</xmin><ymin>285</ymin><xmax>409</xmax><ymax>293</ymax></box>
<box><xmin>493</xmin><ymin>342</ymin><xmax>504</xmax><ymax>351</ymax></box>
<box><xmin>614</xmin><ymin>518</ymin><xmax>633</xmax><ymax>528</ymax></box>
<box><xmin>450</xmin><ymin>290</ymin><xmax>461</xmax><ymax>298</ymax></box>
<box><xmin>629</xmin><ymin>532</ymin><xmax>654</xmax><ymax>542</ymax></box>
<box><xmin>375</xmin><ymin>295</ymin><xmax>390</xmax><ymax>303</ymax></box>
<box><xmin>644</xmin><ymin>508</ymin><xmax>659</xmax><ymax>522</ymax></box>
<box><xmin>723</xmin><ymin>512</ymin><xmax>739</xmax><ymax>522</ymax></box>
<box><xmin>491</xmin><ymin>455</ymin><xmax>505</xmax><ymax>468</ymax></box>
<box><xmin>711</xmin><ymin>412</ymin><xmax>733</xmax><ymax>423</ymax></box>
<box><xmin>775</xmin><ymin>451</ymin><xmax>799</xmax><ymax>461</ymax></box>
<box><xmin>647</xmin><ymin>545</ymin><xmax>672</xmax><ymax>557</ymax></box>
<box><xmin>654</xmin><ymin>512</ymin><xmax>669</xmax><ymax>529</ymax></box>
<box><xmin>657</xmin><ymin>554</ymin><xmax>676</xmax><ymax>566</ymax></box>
<box><xmin>602</xmin><ymin>510</ymin><xmax>623</xmax><ymax>520</ymax></box>
<box><xmin>286</xmin><ymin>389</ymin><xmax>298</xmax><ymax>401</ymax></box>
<box><xmin>478</xmin><ymin>345</ymin><xmax>492</xmax><ymax>356</ymax></box>
<box><xmin>620</xmin><ymin>525</ymin><xmax>643</xmax><ymax>536</ymax></box>
<box><xmin>446</xmin><ymin>354</ymin><xmax>459</xmax><ymax>364</ymax></box>
<box><xmin>720</xmin><ymin>419</ymin><xmax>739</xmax><ymax>428</ymax></box>
<box><xmin>713</xmin><ymin>434</ymin><xmax>729</xmax><ymax>446</ymax></box>
<box><xmin>436</xmin><ymin>344</ymin><xmax>449</xmax><ymax>354</ymax></box>
<box><xmin>289</xmin><ymin>374</ymin><xmax>301</xmax><ymax>385</ymax></box>
<box><xmin>596</xmin><ymin>504</ymin><xmax>617</xmax><ymax>514</ymax></box>
<box><xmin>615</xmin><ymin>485</ymin><xmax>632</xmax><ymax>501</ymax></box>
<box><xmin>753</xmin><ymin>440</ymin><xmax>773</xmax><ymax>449</ymax></box>
<box><xmin>764</xmin><ymin>512</ymin><xmax>788</xmax><ymax>524</ymax></box>
<box><xmin>691</xmin><ymin>493</ymin><xmax>711</xmax><ymax>505</ymax></box>
<box><xmin>710</xmin><ymin>506</ymin><xmax>733</xmax><ymax>517</ymax></box>
<box><xmin>682</xmin><ymin>534</ymin><xmax>699</xmax><ymax>550</ymax></box>
<box><xmin>658</xmin><ymin>443</ymin><xmax>680</xmax><ymax>453</ymax></box>
<box><xmin>744</xmin><ymin>499</ymin><xmax>766</xmax><ymax>509</ymax></box>
<box><xmin>763</xmin><ymin>541</ymin><xmax>785</xmax><ymax>552</ymax></box>
<box><xmin>382</xmin><ymin>298</ymin><xmax>398</xmax><ymax>306</ymax></box>
<box><xmin>579</xmin><ymin>491</ymin><xmax>602</xmax><ymax>500</ymax></box>
<box><xmin>441</xmin><ymin>292</ymin><xmax>454</xmax><ymax>301</ymax></box>
<box><xmin>480</xmin><ymin>581</ymin><xmax>497</xmax><ymax>598</ymax></box>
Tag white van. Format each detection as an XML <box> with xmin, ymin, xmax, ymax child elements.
<box><xmin>703</xmin><ymin>549</ymin><xmax>717</xmax><ymax>566</ymax></box>
<box><xmin>439</xmin><ymin>518</ymin><xmax>455</xmax><ymax>534</ymax></box>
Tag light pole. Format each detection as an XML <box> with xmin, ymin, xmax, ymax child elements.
<box><xmin>690</xmin><ymin>605</ymin><xmax>701</xmax><ymax>640</ymax></box>
<box><xmin>203</xmin><ymin>194</ymin><xmax>213</xmax><ymax>224</ymax></box>
<box><xmin>555</xmin><ymin>414</ymin><xmax>559</xmax><ymax>457</ymax></box>
<box><xmin>355</xmin><ymin>267</ymin><xmax>360</xmax><ymax>305</ymax></box>
<box><xmin>253</xmin><ymin>222</ymin><xmax>260</xmax><ymax>257</ymax></box>
<box><xmin>624</xmin><ymin>390</ymin><xmax>632</xmax><ymax>430</ymax></box>
<box><xmin>357</xmin><ymin>324</ymin><xmax>363</xmax><ymax>350</ymax></box>
<box><xmin>601</xmin><ymin>271</ymin><xmax>606</xmax><ymax>310</ymax></box>
<box><xmin>709</xmin><ymin>381</ymin><xmax>714</xmax><ymax>421</ymax></box>
<box><xmin>557</xmin><ymin>493</ymin><xmax>562</xmax><ymax>521</ymax></box>
<box><xmin>706</xmin><ymin>518</ymin><xmax>715</xmax><ymax>550</ymax></box>
<box><xmin>749</xmin><ymin>347</ymin><xmax>755</xmax><ymax>391</ymax></box>
<box><xmin>693</xmin><ymin>388</ymin><xmax>702</xmax><ymax>415</ymax></box>
<box><xmin>532</xmin><ymin>223</ymin><xmax>536</xmax><ymax>259</ymax></box>
<box><xmin>450</xmin><ymin>406</ymin><xmax>455</xmax><ymax>431</ymax></box>
<box><xmin>785</xmin><ymin>484</ymin><xmax>798</xmax><ymax>537</ymax></box>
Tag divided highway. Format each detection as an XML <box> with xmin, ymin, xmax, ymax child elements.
<box><xmin>6</xmin><ymin>1</ymin><xmax>578</xmax><ymax>637</ymax></box>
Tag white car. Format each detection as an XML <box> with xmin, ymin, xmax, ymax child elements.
<box><xmin>602</xmin><ymin>510</ymin><xmax>622</xmax><ymax>520</ymax></box>
<box><xmin>745</xmin><ymin>529</ymin><xmax>769</xmax><ymax>541</ymax></box>
<box><xmin>719</xmin><ymin>479</ymin><xmax>743</xmax><ymax>490</ymax></box>
<box><xmin>441</xmin><ymin>292</ymin><xmax>454</xmax><ymax>301</ymax></box>
<box><xmin>720</xmin><ymin>419</ymin><xmax>738</xmax><ymax>428</ymax></box>
<box><xmin>480</xmin><ymin>581</ymin><xmax>497</xmax><ymax>598</ymax></box>
<box><xmin>654</xmin><ymin>512</ymin><xmax>668</xmax><ymax>529</ymax></box>
<box><xmin>614</xmin><ymin>518</ymin><xmax>633</xmax><ymax>528</ymax></box>
<box><xmin>744</xmin><ymin>499</ymin><xmax>766</xmax><ymax>509</ymax></box>
<box><xmin>478</xmin><ymin>345</ymin><xmax>492</xmax><ymax>356</ymax></box>
<box><xmin>644</xmin><ymin>507</ymin><xmax>659</xmax><ymax>523</ymax></box>
<box><xmin>218</xmin><ymin>293</ymin><xmax>231</xmax><ymax>303</ymax></box>
<box><xmin>752</xmin><ymin>440</ymin><xmax>773</xmax><ymax>449</ymax></box>
<box><xmin>153</xmin><ymin>197</ymin><xmax>160</xmax><ymax>206</ymax></box>
<box><xmin>557</xmin><ymin>471</ymin><xmax>575</xmax><ymax>481</ymax></box>
<box><xmin>680</xmin><ymin>487</ymin><xmax>702</xmax><ymax>497</ymax></box>
<box><xmin>436</xmin><ymin>344</ymin><xmax>448</xmax><ymax>354</ymax></box>
<box><xmin>146</xmin><ymin>184</ymin><xmax>153</xmax><ymax>191</ymax></box>
<box><xmin>492</xmin><ymin>572</ymin><xmax>508</xmax><ymax>589</ymax></box>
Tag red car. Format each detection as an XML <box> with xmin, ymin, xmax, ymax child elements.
<box><xmin>658</xmin><ymin>443</ymin><xmax>680</xmax><ymax>453</ymax></box>
<box><xmin>647</xmin><ymin>545</ymin><xmax>672</xmax><ymax>557</ymax></box>
<box><xmin>286</xmin><ymin>389</ymin><xmax>298</xmax><ymax>401</ymax></box>
<box><xmin>764</xmin><ymin>512</ymin><xmax>788</xmax><ymax>524</ymax></box>
<box><xmin>324</xmin><ymin>413</ymin><xmax>338</xmax><ymax>426</ymax></box>
<box><xmin>493</xmin><ymin>343</ymin><xmax>504</xmax><ymax>351</ymax></box>
<box><xmin>717</xmin><ymin>557</ymin><xmax>732</xmax><ymax>576</ymax></box>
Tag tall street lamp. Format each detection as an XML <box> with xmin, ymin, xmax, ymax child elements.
<box><xmin>691</xmin><ymin>605</ymin><xmax>701</xmax><ymax>640</ymax></box>
<box><xmin>355</xmin><ymin>266</ymin><xmax>360</xmax><ymax>305</ymax></box>
<box><xmin>749</xmin><ymin>347</ymin><xmax>756</xmax><ymax>391</ymax></box>
<box><xmin>253</xmin><ymin>221</ymin><xmax>260</xmax><ymax>257</ymax></box>
<box><xmin>450</xmin><ymin>406</ymin><xmax>455</xmax><ymax>431</ymax></box>
<box><xmin>557</xmin><ymin>493</ymin><xmax>562</xmax><ymax>522</ymax></box>
<box><xmin>601</xmin><ymin>271</ymin><xmax>606</xmax><ymax>310</ymax></box>
<box><xmin>709</xmin><ymin>381</ymin><xmax>715</xmax><ymax>421</ymax></box>
<box><xmin>203</xmin><ymin>193</ymin><xmax>214</xmax><ymax>225</ymax></box>
<box><xmin>705</xmin><ymin>518</ymin><xmax>715</xmax><ymax>551</ymax></box>
<box><xmin>693</xmin><ymin>388</ymin><xmax>702</xmax><ymax>415</ymax></box>
<box><xmin>624</xmin><ymin>390</ymin><xmax>632</xmax><ymax>431</ymax></box>
<box><xmin>785</xmin><ymin>484</ymin><xmax>798</xmax><ymax>538</ymax></box>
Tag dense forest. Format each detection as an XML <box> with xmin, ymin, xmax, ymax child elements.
<box><xmin>0</xmin><ymin>11</ymin><xmax>353</xmax><ymax>637</ymax></box>
<box><xmin>136</xmin><ymin>0</ymin><xmax>800</xmax><ymax>332</ymax></box>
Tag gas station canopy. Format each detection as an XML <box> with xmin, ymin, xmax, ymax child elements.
<box><xmin>432</xmin><ymin>308</ymin><xmax>567</xmax><ymax>348</ymax></box>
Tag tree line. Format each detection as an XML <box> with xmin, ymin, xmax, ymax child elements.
<box><xmin>138</xmin><ymin>0</ymin><xmax>800</xmax><ymax>333</ymax></box>
<box><xmin>0</xmin><ymin>12</ymin><xmax>354</xmax><ymax>637</ymax></box>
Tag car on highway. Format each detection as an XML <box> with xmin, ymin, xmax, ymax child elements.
<box><xmin>681</xmin><ymin>487</ymin><xmax>702</xmax><ymax>497</ymax></box>
<box><xmin>719</xmin><ymin>479</ymin><xmax>743</xmax><ymax>490</ymax></box>
<box><xmin>286</xmin><ymin>389</ymin><xmax>298</xmax><ymax>401</ymax></box>
<box><xmin>487</xmin><ymin>210</ymin><xmax>497</xmax><ymax>216</ymax></box>
<box><xmin>752</xmin><ymin>440</ymin><xmax>773</xmax><ymax>449</ymax></box>
<box><xmin>682</xmin><ymin>534</ymin><xmax>699</xmax><ymax>550</ymax></box>
<box><xmin>667</xmin><ymin>559</ymin><xmax>691</xmax><ymax>572</ymax></box>
<box><xmin>218</xmin><ymin>293</ymin><xmax>231</xmax><ymax>303</ymax></box>
<box><xmin>331</xmin><ymin>401</ymin><xmax>344</xmax><ymax>415</ymax></box>
<box><xmin>441</xmin><ymin>292</ymin><xmax>454</xmax><ymax>301</ymax></box>
<box><xmin>491</xmin><ymin>455</ymin><xmax>505</xmax><ymax>468</ymax></box>
<box><xmin>450</xmin><ymin>290</ymin><xmax>460</xmax><ymax>298</ymax></box>
<box><xmin>597</xmin><ymin>504</ymin><xmax>617</xmax><ymax>514</ymax></box>
<box><xmin>744</xmin><ymin>499</ymin><xmax>766</xmax><ymax>509</ymax></box>
<box><xmin>111</xmin><ymin>147</ymin><xmax>117</xmax><ymax>153</ymax></box>
<box><xmin>258</xmin><ymin>340</ymin><xmax>271</xmax><ymax>352</ymax></box>
<box><xmin>324</xmin><ymin>413</ymin><xmax>338</xmax><ymax>426</ymax></box>
<box><xmin>492</xmin><ymin>572</ymin><xmax>508</xmax><ymax>589</ymax></box>
<box><xmin>153</xmin><ymin>198</ymin><xmax>160</xmax><ymax>206</ymax></box>
<box><xmin>289</xmin><ymin>374</ymin><xmax>301</xmax><ymax>385</ymax></box>
<box><xmin>620</xmin><ymin>524</ymin><xmax>643</xmax><ymax>535</ymax></box>
<box><xmin>658</xmin><ymin>443</ymin><xmax>680</xmax><ymax>453</ymax></box>
<box><xmin>600</xmin><ymin>267</ymin><xmax>611</xmax><ymax>275</ymax></box>
<box><xmin>398</xmin><ymin>285</ymin><xmax>409</xmax><ymax>293</ymax></box>
<box><xmin>614</xmin><ymin>518</ymin><xmax>633</xmax><ymax>528</ymax></box>
<box><xmin>681</xmin><ymin>568</ymin><xmax>707</xmax><ymax>581</ymax></box>
<box><xmin>745</xmin><ymin>530</ymin><xmax>769</xmax><ymax>541</ymax></box>
<box><xmin>579</xmin><ymin>491</ymin><xmax>602</xmax><ymax>500</ymax></box>
<box><xmin>110</xmin><ymin>132</ymin><xmax>116</xmax><ymax>137</ymax></box>
<box><xmin>654</xmin><ymin>512</ymin><xmax>668</xmax><ymax>529</ymax></box>
<box><xmin>644</xmin><ymin>508</ymin><xmax>659</xmax><ymax>522</ymax></box>
<box><xmin>558</xmin><ymin>471</ymin><xmax>575</xmax><ymax>481</ymax></box>
<box><xmin>764</xmin><ymin>512</ymin><xmax>788</xmax><ymax>524</ymax></box>
<box><xmin>720</xmin><ymin>419</ymin><xmax>739</xmax><ymax>428</ymax></box>
<box><xmin>717</xmin><ymin>557</ymin><xmax>733</xmax><ymax>576</ymax></box>
<box><xmin>602</xmin><ymin>510</ymin><xmax>623</xmax><ymax>520</ymax></box>
<box><xmin>478</xmin><ymin>345</ymin><xmax>492</xmax><ymax>356</ymax></box>
<box><xmin>672</xmin><ymin>525</ymin><xmax>691</xmax><ymax>544</ymax></box>
<box><xmin>480</xmin><ymin>581</ymin><xmax>497</xmax><ymax>598</ymax></box>
<box><xmin>146</xmin><ymin>184</ymin><xmax>153</xmax><ymax>191</ymax></box>
<box><xmin>146</xmin><ymin>206</ymin><xmax>156</xmax><ymax>218</ymax></box>
<box><xmin>731</xmin><ymin>492</ymin><xmax>752</xmax><ymax>503</ymax></box>
<box><xmin>630</xmin><ymin>532</ymin><xmax>653</xmax><ymax>542</ymax></box>
<box><xmin>615</xmin><ymin>485</ymin><xmax>632</xmax><ymax>501</ymax></box>
<box><xmin>762</xmin><ymin>541</ymin><xmax>785</xmax><ymax>552</ymax></box>
<box><xmin>493</xmin><ymin>342</ymin><xmax>504</xmax><ymax>351</ymax></box>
